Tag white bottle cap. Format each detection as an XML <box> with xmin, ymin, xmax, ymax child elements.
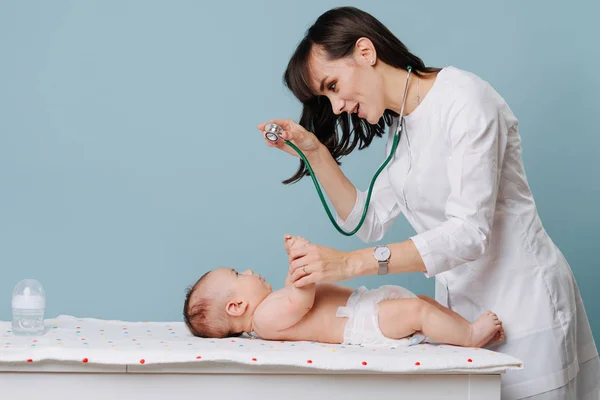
<box><xmin>12</xmin><ymin>294</ymin><xmax>45</xmax><ymax>309</ymax></box>
<box><xmin>11</xmin><ymin>279</ymin><xmax>46</xmax><ymax>309</ymax></box>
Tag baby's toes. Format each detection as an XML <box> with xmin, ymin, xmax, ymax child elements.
<box><xmin>495</xmin><ymin>327</ymin><xmax>505</xmax><ymax>341</ymax></box>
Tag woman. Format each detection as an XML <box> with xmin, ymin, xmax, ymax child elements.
<box><xmin>257</xmin><ymin>6</ymin><xmax>599</xmax><ymax>400</ymax></box>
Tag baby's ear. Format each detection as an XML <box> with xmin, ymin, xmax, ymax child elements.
<box><xmin>225</xmin><ymin>300</ymin><xmax>248</xmax><ymax>317</ymax></box>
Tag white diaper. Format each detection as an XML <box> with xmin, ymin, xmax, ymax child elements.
<box><xmin>336</xmin><ymin>285</ymin><xmax>427</xmax><ymax>347</ymax></box>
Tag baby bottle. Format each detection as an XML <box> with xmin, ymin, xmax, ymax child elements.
<box><xmin>11</xmin><ymin>279</ymin><xmax>46</xmax><ymax>336</ymax></box>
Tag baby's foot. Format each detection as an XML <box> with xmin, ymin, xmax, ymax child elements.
<box><xmin>482</xmin><ymin>324</ymin><xmax>506</xmax><ymax>350</ymax></box>
<box><xmin>493</xmin><ymin>326</ymin><xmax>505</xmax><ymax>342</ymax></box>
<box><xmin>469</xmin><ymin>311</ymin><xmax>502</xmax><ymax>348</ymax></box>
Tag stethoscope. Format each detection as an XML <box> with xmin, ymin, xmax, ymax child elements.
<box><xmin>264</xmin><ymin>66</ymin><xmax>413</xmax><ymax>236</ymax></box>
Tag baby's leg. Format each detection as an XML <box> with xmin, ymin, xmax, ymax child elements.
<box><xmin>378</xmin><ymin>298</ymin><xmax>502</xmax><ymax>348</ymax></box>
<box><xmin>417</xmin><ymin>295</ymin><xmax>474</xmax><ymax>323</ymax></box>
<box><xmin>417</xmin><ymin>295</ymin><xmax>504</xmax><ymax>343</ymax></box>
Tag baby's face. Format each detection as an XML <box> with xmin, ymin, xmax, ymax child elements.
<box><xmin>210</xmin><ymin>267</ymin><xmax>272</xmax><ymax>306</ymax></box>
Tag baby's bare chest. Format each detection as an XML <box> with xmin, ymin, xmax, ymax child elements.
<box><xmin>266</xmin><ymin>285</ymin><xmax>354</xmax><ymax>342</ymax></box>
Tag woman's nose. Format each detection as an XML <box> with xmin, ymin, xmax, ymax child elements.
<box><xmin>333</xmin><ymin>98</ymin><xmax>345</xmax><ymax>115</ymax></box>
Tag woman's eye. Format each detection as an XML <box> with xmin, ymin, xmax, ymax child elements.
<box><xmin>328</xmin><ymin>82</ymin><xmax>336</xmax><ymax>91</ymax></box>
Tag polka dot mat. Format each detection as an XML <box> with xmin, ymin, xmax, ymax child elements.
<box><xmin>0</xmin><ymin>315</ymin><xmax>522</xmax><ymax>373</ymax></box>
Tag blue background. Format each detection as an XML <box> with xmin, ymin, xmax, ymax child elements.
<box><xmin>1</xmin><ymin>0</ymin><xmax>598</xmax><ymax>345</ymax></box>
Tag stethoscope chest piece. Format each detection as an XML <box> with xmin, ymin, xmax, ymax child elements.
<box><xmin>264</xmin><ymin>123</ymin><xmax>283</xmax><ymax>143</ymax></box>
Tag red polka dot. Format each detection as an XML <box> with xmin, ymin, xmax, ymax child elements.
<box><xmin>33</xmin><ymin>340</ymin><xmax>38</xmax><ymax>342</ymax></box>
<box><xmin>252</xmin><ymin>358</ymin><xmax>257</xmax><ymax>361</ymax></box>
<box><xmin>468</xmin><ymin>359</ymin><xmax>473</xmax><ymax>363</ymax></box>
<box><xmin>307</xmin><ymin>360</ymin><xmax>313</xmax><ymax>364</ymax></box>
<box><xmin>362</xmin><ymin>361</ymin><xmax>367</xmax><ymax>366</ymax></box>
<box><xmin>231</xmin><ymin>340</ymin><xmax>236</xmax><ymax>342</ymax></box>
<box><xmin>415</xmin><ymin>362</ymin><xmax>421</xmax><ymax>366</ymax></box>
<box><xmin>27</xmin><ymin>359</ymin><xmax>33</xmax><ymax>363</ymax></box>
<box><xmin>81</xmin><ymin>338</ymin><xmax>86</xmax><ymax>340</ymax></box>
<box><xmin>139</xmin><ymin>359</ymin><xmax>145</xmax><ymax>364</ymax></box>
<box><xmin>168</xmin><ymin>328</ymin><xmax>173</xmax><ymax>331</ymax></box>
<box><xmin>82</xmin><ymin>358</ymin><xmax>88</xmax><ymax>363</ymax></box>
<box><xmin>196</xmin><ymin>356</ymin><xmax>201</xmax><ymax>359</ymax></box>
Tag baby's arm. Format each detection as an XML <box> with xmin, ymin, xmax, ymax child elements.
<box><xmin>252</xmin><ymin>236</ymin><xmax>316</xmax><ymax>334</ymax></box>
<box><xmin>253</xmin><ymin>282</ymin><xmax>316</xmax><ymax>334</ymax></box>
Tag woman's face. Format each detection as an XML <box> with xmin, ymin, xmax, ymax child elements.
<box><xmin>308</xmin><ymin>43</ymin><xmax>385</xmax><ymax>125</ymax></box>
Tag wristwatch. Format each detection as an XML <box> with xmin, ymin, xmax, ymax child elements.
<box><xmin>373</xmin><ymin>245</ymin><xmax>391</xmax><ymax>275</ymax></box>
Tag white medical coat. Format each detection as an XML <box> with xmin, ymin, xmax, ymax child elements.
<box><xmin>337</xmin><ymin>66</ymin><xmax>599</xmax><ymax>399</ymax></box>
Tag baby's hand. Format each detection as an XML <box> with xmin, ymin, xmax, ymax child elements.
<box><xmin>284</xmin><ymin>234</ymin><xmax>309</xmax><ymax>255</ymax></box>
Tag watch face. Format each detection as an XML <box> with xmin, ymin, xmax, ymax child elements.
<box><xmin>375</xmin><ymin>246</ymin><xmax>390</xmax><ymax>261</ymax></box>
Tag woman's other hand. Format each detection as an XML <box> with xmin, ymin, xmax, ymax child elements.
<box><xmin>257</xmin><ymin>119</ymin><xmax>322</xmax><ymax>158</ymax></box>
<box><xmin>287</xmin><ymin>240</ymin><xmax>354</xmax><ymax>287</ymax></box>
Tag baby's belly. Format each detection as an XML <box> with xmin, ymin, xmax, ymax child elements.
<box><xmin>278</xmin><ymin>284</ymin><xmax>354</xmax><ymax>343</ymax></box>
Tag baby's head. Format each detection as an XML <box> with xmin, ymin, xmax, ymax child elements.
<box><xmin>183</xmin><ymin>268</ymin><xmax>272</xmax><ymax>338</ymax></box>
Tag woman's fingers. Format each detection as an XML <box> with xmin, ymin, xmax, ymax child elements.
<box><xmin>290</xmin><ymin>262</ymin><xmax>320</xmax><ymax>283</ymax></box>
<box><xmin>257</xmin><ymin>118</ymin><xmax>319</xmax><ymax>157</ymax></box>
<box><xmin>261</xmin><ymin>128</ymin><xmax>299</xmax><ymax>156</ymax></box>
<box><xmin>257</xmin><ymin>119</ymin><xmax>291</xmax><ymax>132</ymax></box>
<box><xmin>256</xmin><ymin>119</ymin><xmax>281</xmax><ymax>131</ymax></box>
<box><xmin>289</xmin><ymin>266</ymin><xmax>307</xmax><ymax>283</ymax></box>
<box><xmin>288</xmin><ymin>245</ymin><xmax>309</xmax><ymax>262</ymax></box>
<box><xmin>293</xmin><ymin>269</ymin><xmax>321</xmax><ymax>287</ymax></box>
<box><xmin>257</xmin><ymin>119</ymin><xmax>301</xmax><ymax>141</ymax></box>
<box><xmin>257</xmin><ymin>121</ymin><xmax>269</xmax><ymax>131</ymax></box>
<box><xmin>289</xmin><ymin>254</ymin><xmax>309</xmax><ymax>273</ymax></box>
<box><xmin>289</xmin><ymin>245</ymin><xmax>318</xmax><ymax>272</ymax></box>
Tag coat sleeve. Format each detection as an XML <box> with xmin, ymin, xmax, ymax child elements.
<box><xmin>410</xmin><ymin>85</ymin><xmax>510</xmax><ymax>278</ymax></box>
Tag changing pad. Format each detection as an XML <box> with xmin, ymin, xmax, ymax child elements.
<box><xmin>0</xmin><ymin>315</ymin><xmax>523</xmax><ymax>373</ymax></box>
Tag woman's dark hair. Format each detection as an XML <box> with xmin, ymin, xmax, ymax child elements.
<box><xmin>282</xmin><ymin>6</ymin><xmax>440</xmax><ymax>184</ymax></box>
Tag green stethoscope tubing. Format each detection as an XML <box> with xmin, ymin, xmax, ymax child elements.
<box><xmin>282</xmin><ymin>131</ymin><xmax>401</xmax><ymax>236</ymax></box>
<box><xmin>275</xmin><ymin>66</ymin><xmax>413</xmax><ymax>237</ymax></box>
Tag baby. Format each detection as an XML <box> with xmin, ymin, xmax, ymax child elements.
<box><xmin>183</xmin><ymin>235</ymin><xmax>504</xmax><ymax>348</ymax></box>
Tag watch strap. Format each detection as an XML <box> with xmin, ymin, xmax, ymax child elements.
<box><xmin>378</xmin><ymin>260</ymin><xmax>388</xmax><ymax>275</ymax></box>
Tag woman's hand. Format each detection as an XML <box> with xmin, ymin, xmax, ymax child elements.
<box><xmin>285</xmin><ymin>236</ymin><xmax>355</xmax><ymax>287</ymax></box>
<box><xmin>257</xmin><ymin>119</ymin><xmax>322</xmax><ymax>159</ymax></box>
<box><xmin>283</xmin><ymin>234</ymin><xmax>309</xmax><ymax>286</ymax></box>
